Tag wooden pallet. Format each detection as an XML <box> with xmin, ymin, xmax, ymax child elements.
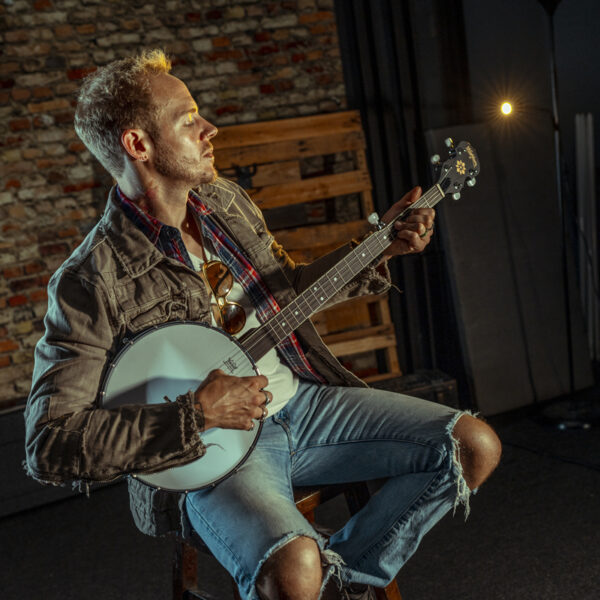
<box><xmin>213</xmin><ymin>111</ymin><xmax>401</xmax><ymax>382</ymax></box>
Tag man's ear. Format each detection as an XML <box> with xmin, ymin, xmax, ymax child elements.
<box><xmin>121</xmin><ymin>128</ymin><xmax>151</xmax><ymax>161</ymax></box>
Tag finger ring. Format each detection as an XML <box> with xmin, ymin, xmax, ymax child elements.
<box><xmin>426</xmin><ymin>224</ymin><xmax>434</xmax><ymax>232</ymax></box>
<box><xmin>419</xmin><ymin>230</ymin><xmax>427</xmax><ymax>238</ymax></box>
<box><xmin>263</xmin><ymin>390</ymin><xmax>271</xmax><ymax>405</ymax></box>
<box><xmin>260</xmin><ymin>406</ymin><xmax>268</xmax><ymax>422</ymax></box>
<box><xmin>248</xmin><ymin>422</ymin><xmax>255</xmax><ymax>431</ymax></box>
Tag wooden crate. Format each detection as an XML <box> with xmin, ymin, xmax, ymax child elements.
<box><xmin>213</xmin><ymin>111</ymin><xmax>401</xmax><ymax>382</ymax></box>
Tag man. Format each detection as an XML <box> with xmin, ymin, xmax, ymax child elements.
<box><xmin>25</xmin><ymin>49</ymin><xmax>501</xmax><ymax>600</ymax></box>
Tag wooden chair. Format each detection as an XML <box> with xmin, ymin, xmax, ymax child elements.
<box><xmin>173</xmin><ymin>483</ymin><xmax>402</xmax><ymax>600</ymax></box>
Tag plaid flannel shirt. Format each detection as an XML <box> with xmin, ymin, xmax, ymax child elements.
<box><xmin>116</xmin><ymin>186</ymin><xmax>324</xmax><ymax>383</ymax></box>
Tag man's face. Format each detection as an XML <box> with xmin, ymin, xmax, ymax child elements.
<box><xmin>147</xmin><ymin>73</ymin><xmax>218</xmax><ymax>186</ymax></box>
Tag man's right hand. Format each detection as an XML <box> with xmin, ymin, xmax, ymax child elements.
<box><xmin>193</xmin><ymin>369</ymin><xmax>271</xmax><ymax>431</ymax></box>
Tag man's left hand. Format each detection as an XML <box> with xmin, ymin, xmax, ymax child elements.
<box><xmin>380</xmin><ymin>186</ymin><xmax>435</xmax><ymax>259</ymax></box>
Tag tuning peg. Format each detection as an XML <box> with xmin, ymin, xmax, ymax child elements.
<box><xmin>452</xmin><ymin>192</ymin><xmax>461</xmax><ymax>201</ymax></box>
<box><xmin>444</xmin><ymin>137</ymin><xmax>454</xmax><ymax>149</ymax></box>
<box><xmin>467</xmin><ymin>178</ymin><xmax>476</xmax><ymax>187</ymax></box>
<box><xmin>367</xmin><ymin>212</ymin><xmax>382</xmax><ymax>229</ymax></box>
<box><xmin>430</xmin><ymin>154</ymin><xmax>440</xmax><ymax>165</ymax></box>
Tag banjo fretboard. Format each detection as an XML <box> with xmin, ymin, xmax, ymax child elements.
<box><xmin>241</xmin><ymin>184</ymin><xmax>445</xmax><ymax>363</ymax></box>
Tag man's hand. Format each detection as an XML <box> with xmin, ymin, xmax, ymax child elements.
<box><xmin>193</xmin><ymin>369</ymin><xmax>271</xmax><ymax>431</ymax></box>
<box><xmin>380</xmin><ymin>186</ymin><xmax>435</xmax><ymax>259</ymax></box>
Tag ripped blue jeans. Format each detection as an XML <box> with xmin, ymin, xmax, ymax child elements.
<box><xmin>185</xmin><ymin>380</ymin><xmax>471</xmax><ymax>599</ymax></box>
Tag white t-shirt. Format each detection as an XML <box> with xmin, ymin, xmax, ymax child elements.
<box><xmin>189</xmin><ymin>245</ymin><xmax>298</xmax><ymax>415</ymax></box>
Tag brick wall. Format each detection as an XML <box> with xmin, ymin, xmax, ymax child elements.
<box><xmin>0</xmin><ymin>0</ymin><xmax>347</xmax><ymax>410</ymax></box>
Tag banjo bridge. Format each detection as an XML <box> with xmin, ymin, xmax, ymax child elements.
<box><xmin>222</xmin><ymin>356</ymin><xmax>239</xmax><ymax>373</ymax></box>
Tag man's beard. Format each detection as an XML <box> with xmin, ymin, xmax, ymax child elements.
<box><xmin>153</xmin><ymin>136</ymin><xmax>217</xmax><ymax>186</ymax></box>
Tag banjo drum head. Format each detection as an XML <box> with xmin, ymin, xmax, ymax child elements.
<box><xmin>101</xmin><ymin>321</ymin><xmax>261</xmax><ymax>491</ymax></box>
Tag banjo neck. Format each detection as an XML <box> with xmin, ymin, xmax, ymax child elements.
<box><xmin>240</xmin><ymin>183</ymin><xmax>446</xmax><ymax>364</ymax></box>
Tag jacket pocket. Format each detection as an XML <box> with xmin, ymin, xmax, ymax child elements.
<box><xmin>115</xmin><ymin>271</ymin><xmax>171</xmax><ymax>332</ymax></box>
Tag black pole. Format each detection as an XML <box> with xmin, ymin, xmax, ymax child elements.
<box><xmin>546</xmin><ymin>10</ymin><xmax>575</xmax><ymax>395</ymax></box>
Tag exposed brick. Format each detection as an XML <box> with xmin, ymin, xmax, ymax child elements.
<box><xmin>255</xmin><ymin>44</ymin><xmax>279</xmax><ymax>56</ymax></box>
<box><xmin>23</xmin><ymin>148</ymin><xmax>42</xmax><ymax>160</ymax></box>
<box><xmin>39</xmin><ymin>242</ymin><xmax>69</xmax><ymax>256</ymax></box>
<box><xmin>36</xmin><ymin>155</ymin><xmax>76</xmax><ymax>169</ymax></box>
<box><xmin>27</xmin><ymin>98</ymin><xmax>69</xmax><ymax>114</ymax></box>
<box><xmin>205</xmin><ymin>9</ymin><xmax>223</xmax><ymax>20</ymax></box>
<box><xmin>5</xmin><ymin>180</ymin><xmax>21</xmax><ymax>190</ymax></box>
<box><xmin>68</xmin><ymin>141</ymin><xmax>87</xmax><ymax>153</ymax></box>
<box><xmin>185</xmin><ymin>12</ymin><xmax>203</xmax><ymax>22</ymax></box>
<box><xmin>0</xmin><ymin>92</ymin><xmax>10</xmax><ymax>105</ymax></box>
<box><xmin>206</xmin><ymin>50</ymin><xmax>244</xmax><ymax>61</ymax></box>
<box><xmin>310</xmin><ymin>22</ymin><xmax>336</xmax><ymax>35</ymax></box>
<box><xmin>216</xmin><ymin>104</ymin><xmax>242</xmax><ymax>116</ymax></box>
<box><xmin>0</xmin><ymin>63</ymin><xmax>20</xmax><ymax>76</ymax></box>
<box><xmin>58</xmin><ymin>227</ymin><xmax>79</xmax><ymax>238</ymax></box>
<box><xmin>254</xmin><ymin>31</ymin><xmax>271</xmax><ymax>42</ymax></box>
<box><xmin>277</xmin><ymin>80</ymin><xmax>295</xmax><ymax>92</ymax></box>
<box><xmin>0</xmin><ymin>340</ymin><xmax>19</xmax><ymax>355</ymax></box>
<box><xmin>260</xmin><ymin>84</ymin><xmax>276</xmax><ymax>94</ymax></box>
<box><xmin>66</xmin><ymin>67</ymin><xmax>97</xmax><ymax>81</ymax></box>
<box><xmin>10</xmin><ymin>275</ymin><xmax>49</xmax><ymax>292</ymax></box>
<box><xmin>24</xmin><ymin>262</ymin><xmax>44</xmax><ymax>275</ymax></box>
<box><xmin>30</xmin><ymin>289</ymin><xmax>48</xmax><ymax>303</ymax></box>
<box><xmin>0</xmin><ymin>78</ymin><xmax>15</xmax><ymax>89</ymax></box>
<box><xmin>8</xmin><ymin>295</ymin><xmax>28</xmax><ymax>307</ymax></box>
<box><xmin>292</xmin><ymin>52</ymin><xmax>306</xmax><ymax>63</ymax></box>
<box><xmin>63</xmin><ymin>181</ymin><xmax>97</xmax><ymax>193</ymax></box>
<box><xmin>212</xmin><ymin>37</ymin><xmax>231</xmax><ymax>48</ymax></box>
<box><xmin>11</xmin><ymin>88</ymin><xmax>31</xmax><ymax>101</ymax></box>
<box><xmin>53</xmin><ymin>111</ymin><xmax>75</xmax><ymax>125</ymax></box>
<box><xmin>76</xmin><ymin>24</ymin><xmax>96</xmax><ymax>35</ymax></box>
<box><xmin>9</xmin><ymin>118</ymin><xmax>31</xmax><ymax>132</ymax></box>
<box><xmin>3</xmin><ymin>267</ymin><xmax>24</xmax><ymax>279</ymax></box>
<box><xmin>54</xmin><ymin>24</ymin><xmax>73</xmax><ymax>38</ymax></box>
<box><xmin>34</xmin><ymin>0</ymin><xmax>53</xmax><ymax>10</ymax></box>
<box><xmin>0</xmin><ymin>356</ymin><xmax>10</xmax><ymax>368</ymax></box>
<box><xmin>121</xmin><ymin>19</ymin><xmax>141</xmax><ymax>30</ymax></box>
<box><xmin>5</xmin><ymin>30</ymin><xmax>29</xmax><ymax>43</ymax></box>
<box><xmin>299</xmin><ymin>11</ymin><xmax>334</xmax><ymax>24</ymax></box>
<box><xmin>33</xmin><ymin>87</ymin><xmax>54</xmax><ymax>98</ymax></box>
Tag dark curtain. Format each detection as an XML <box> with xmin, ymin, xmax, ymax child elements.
<box><xmin>334</xmin><ymin>0</ymin><xmax>474</xmax><ymax>397</ymax></box>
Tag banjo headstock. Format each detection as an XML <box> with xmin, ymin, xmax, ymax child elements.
<box><xmin>431</xmin><ymin>138</ymin><xmax>480</xmax><ymax>200</ymax></box>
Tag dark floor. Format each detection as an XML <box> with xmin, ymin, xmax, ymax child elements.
<box><xmin>2</xmin><ymin>400</ymin><xmax>600</xmax><ymax>600</ymax></box>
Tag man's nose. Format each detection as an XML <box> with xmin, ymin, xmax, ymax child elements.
<box><xmin>200</xmin><ymin>119</ymin><xmax>218</xmax><ymax>141</ymax></box>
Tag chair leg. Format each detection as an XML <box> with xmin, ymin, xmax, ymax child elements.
<box><xmin>173</xmin><ymin>539</ymin><xmax>199</xmax><ymax>600</ymax></box>
<box><xmin>375</xmin><ymin>579</ymin><xmax>403</xmax><ymax>600</ymax></box>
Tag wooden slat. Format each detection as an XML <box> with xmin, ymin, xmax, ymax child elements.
<box><xmin>323</xmin><ymin>325</ymin><xmax>398</xmax><ymax>356</ymax></box>
<box><xmin>214</xmin><ymin>110</ymin><xmax>362</xmax><ymax>149</ymax></box>
<box><xmin>247</xmin><ymin>160</ymin><xmax>301</xmax><ymax>188</ymax></box>
<box><xmin>274</xmin><ymin>220</ymin><xmax>369</xmax><ymax>252</ymax></box>
<box><xmin>249</xmin><ymin>170</ymin><xmax>371</xmax><ymax>210</ymax></box>
<box><xmin>363</xmin><ymin>371</ymin><xmax>403</xmax><ymax>383</ymax></box>
<box><xmin>311</xmin><ymin>295</ymin><xmax>392</xmax><ymax>336</ymax></box>
<box><xmin>214</xmin><ymin>130</ymin><xmax>365</xmax><ymax>170</ymax></box>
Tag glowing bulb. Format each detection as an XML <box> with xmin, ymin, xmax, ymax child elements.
<box><xmin>501</xmin><ymin>101</ymin><xmax>513</xmax><ymax>115</ymax></box>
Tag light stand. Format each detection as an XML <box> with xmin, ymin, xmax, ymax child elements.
<box><xmin>536</xmin><ymin>0</ymin><xmax>597</xmax><ymax>429</ymax></box>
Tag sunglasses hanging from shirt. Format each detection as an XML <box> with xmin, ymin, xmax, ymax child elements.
<box><xmin>203</xmin><ymin>260</ymin><xmax>247</xmax><ymax>335</ymax></box>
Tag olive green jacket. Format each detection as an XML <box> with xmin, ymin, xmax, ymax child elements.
<box><xmin>24</xmin><ymin>178</ymin><xmax>390</xmax><ymax>537</ymax></box>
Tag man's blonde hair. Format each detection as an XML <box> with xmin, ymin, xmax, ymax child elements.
<box><xmin>74</xmin><ymin>49</ymin><xmax>172</xmax><ymax>178</ymax></box>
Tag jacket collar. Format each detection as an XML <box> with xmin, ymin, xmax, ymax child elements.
<box><xmin>100</xmin><ymin>179</ymin><xmax>241</xmax><ymax>278</ymax></box>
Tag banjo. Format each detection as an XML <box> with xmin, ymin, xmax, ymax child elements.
<box><xmin>100</xmin><ymin>139</ymin><xmax>480</xmax><ymax>492</ymax></box>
